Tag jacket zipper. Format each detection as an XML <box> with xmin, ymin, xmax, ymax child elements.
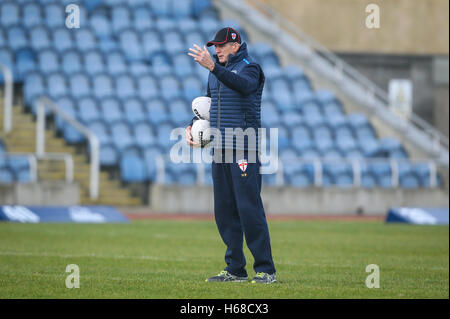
<box><xmin>217</xmin><ymin>60</ymin><xmax>228</xmax><ymax>138</ymax></box>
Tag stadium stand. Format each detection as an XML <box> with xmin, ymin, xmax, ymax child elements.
<box><xmin>0</xmin><ymin>0</ymin><xmax>444</xmax><ymax>204</ymax></box>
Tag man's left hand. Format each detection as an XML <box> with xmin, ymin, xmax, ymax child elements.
<box><xmin>188</xmin><ymin>44</ymin><xmax>215</xmax><ymax>72</ymax></box>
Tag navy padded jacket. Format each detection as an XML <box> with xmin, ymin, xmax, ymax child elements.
<box><xmin>190</xmin><ymin>42</ymin><xmax>264</xmax><ymax>151</ymax></box>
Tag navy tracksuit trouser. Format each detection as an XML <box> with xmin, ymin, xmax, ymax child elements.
<box><xmin>211</xmin><ymin>151</ymin><xmax>276</xmax><ymax>277</ymax></box>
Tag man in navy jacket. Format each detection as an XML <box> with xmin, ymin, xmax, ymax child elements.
<box><xmin>186</xmin><ymin>27</ymin><xmax>276</xmax><ymax>284</ymax></box>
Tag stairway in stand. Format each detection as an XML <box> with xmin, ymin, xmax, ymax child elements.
<box><xmin>0</xmin><ymin>99</ymin><xmax>141</xmax><ymax>206</ymax></box>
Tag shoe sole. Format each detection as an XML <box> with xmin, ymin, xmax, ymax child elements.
<box><xmin>251</xmin><ymin>279</ymin><xmax>277</xmax><ymax>284</ymax></box>
<box><xmin>205</xmin><ymin>278</ymin><xmax>248</xmax><ymax>283</ymax></box>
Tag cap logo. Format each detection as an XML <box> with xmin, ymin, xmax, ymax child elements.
<box><xmin>231</xmin><ymin>33</ymin><xmax>237</xmax><ymax>40</ymax></box>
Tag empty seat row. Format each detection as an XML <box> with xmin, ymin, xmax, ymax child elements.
<box><xmin>24</xmin><ymin>72</ymin><xmax>205</xmax><ymax>110</ymax></box>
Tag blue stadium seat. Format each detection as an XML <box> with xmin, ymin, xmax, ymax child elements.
<box><xmin>276</xmin><ymin>124</ymin><xmax>291</xmax><ymax>151</ymax></box>
<box><xmin>160</xmin><ymin>75</ymin><xmax>181</xmax><ymax>100</ymax></box>
<box><xmin>261</xmin><ymin>100</ymin><xmax>280</xmax><ymax>128</ymax></box>
<box><xmin>74</xmin><ymin>29</ymin><xmax>96</xmax><ymax>52</ymax></box>
<box><xmin>281</xmin><ymin>110</ymin><xmax>303</xmax><ymax>129</ymax></box>
<box><xmin>84</xmin><ymin>50</ymin><xmax>106</xmax><ymax>76</ymax></box>
<box><xmin>124</xmin><ymin>98</ymin><xmax>146</xmax><ymax>125</ymax></box>
<box><xmin>69</xmin><ymin>73</ymin><xmax>91</xmax><ymax>99</ymax></box>
<box><xmin>134</xmin><ymin>122</ymin><xmax>156</xmax><ymax>148</ymax></box>
<box><xmin>378</xmin><ymin>137</ymin><xmax>406</xmax><ymax>158</ymax></box>
<box><xmin>8</xmin><ymin>155</ymin><xmax>30</xmax><ymax>173</ymax></box>
<box><xmin>53</xmin><ymin>28</ymin><xmax>75</xmax><ymax>53</ymax></box>
<box><xmin>146</xmin><ymin>99</ymin><xmax>170</xmax><ymax>125</ymax></box>
<box><xmin>283</xmin><ymin>65</ymin><xmax>307</xmax><ymax>82</ymax></box>
<box><xmin>336</xmin><ymin>135</ymin><xmax>358</xmax><ymax>154</ymax></box>
<box><xmin>173</xmin><ymin>0</ymin><xmax>194</xmax><ymax>19</ymax></box>
<box><xmin>181</xmin><ymin>75</ymin><xmax>203</xmax><ymax>101</ymax></box>
<box><xmin>178</xmin><ymin>18</ymin><xmax>198</xmax><ymax>34</ymax></box>
<box><xmin>38</xmin><ymin>50</ymin><xmax>60</xmax><ymax>74</ymax></box>
<box><xmin>300</xmin><ymin>148</ymin><xmax>320</xmax><ymax>159</ymax></box>
<box><xmin>55</xmin><ymin>96</ymin><xmax>76</xmax><ymax>132</ymax></box>
<box><xmin>137</xmin><ymin>75</ymin><xmax>158</xmax><ymax>100</ymax></box>
<box><xmin>163</xmin><ymin>30</ymin><xmax>185</xmax><ymax>55</ymax></box>
<box><xmin>291</xmin><ymin>125</ymin><xmax>311</xmax><ymax>153</ymax></box>
<box><xmin>29</xmin><ymin>26</ymin><xmax>50</xmax><ymax>51</ymax></box>
<box><xmin>112</xmin><ymin>6</ymin><xmax>132</xmax><ymax>33</ymax></box>
<box><xmin>62</xmin><ymin>51</ymin><xmax>82</xmax><ymax>75</ymax></box>
<box><xmin>142</xmin><ymin>30</ymin><xmax>163</xmax><ymax>58</ymax></box>
<box><xmin>16</xmin><ymin>49</ymin><xmax>37</xmax><ymax>79</ymax></box>
<box><xmin>44</xmin><ymin>4</ymin><xmax>65</xmax><ymax>28</ymax></box>
<box><xmin>315</xmin><ymin>137</ymin><xmax>334</xmax><ymax>155</ymax></box>
<box><xmin>98</xmin><ymin>37</ymin><xmax>119</xmax><ymax>54</ymax></box>
<box><xmin>115</xmin><ymin>74</ymin><xmax>137</xmax><ymax>100</ymax></box>
<box><xmin>133</xmin><ymin>7</ymin><xmax>153</xmax><ymax>32</ymax></box>
<box><xmin>93</xmin><ymin>74</ymin><xmax>114</xmax><ymax>99</ymax></box>
<box><xmin>47</xmin><ymin>73</ymin><xmax>68</xmax><ymax>99</ymax></box>
<box><xmin>24</xmin><ymin>72</ymin><xmax>45</xmax><ymax>106</ymax></box>
<box><xmin>198</xmin><ymin>17</ymin><xmax>220</xmax><ymax>39</ymax></box>
<box><xmin>88</xmin><ymin>120</ymin><xmax>111</xmax><ymax>146</ymax></box>
<box><xmin>321</xmin><ymin>148</ymin><xmax>343</xmax><ymax>159</ymax></box>
<box><xmin>143</xmin><ymin>146</ymin><xmax>163</xmax><ymax>181</ymax></box>
<box><xmin>129</xmin><ymin>62</ymin><xmax>149</xmax><ymax>77</ymax></box>
<box><xmin>369</xmin><ymin>162</ymin><xmax>392</xmax><ymax>188</ymax></box>
<box><xmin>156</xmin><ymin>122</ymin><xmax>176</xmax><ymax>150</ymax></box>
<box><xmin>7</xmin><ymin>26</ymin><xmax>28</xmax><ymax>51</ymax></box>
<box><xmin>111</xmin><ymin>121</ymin><xmax>135</xmax><ymax>151</ymax></box>
<box><xmin>273</xmin><ymin>87</ymin><xmax>294</xmax><ymax>113</ymax></box>
<box><xmin>355</xmin><ymin>125</ymin><xmax>376</xmax><ymax>140</ymax></box>
<box><xmin>184</xmin><ymin>30</ymin><xmax>205</xmax><ymax>49</ymax></box>
<box><xmin>155</xmin><ymin>17</ymin><xmax>177</xmax><ymax>33</ymax></box>
<box><xmin>63</xmin><ymin>123</ymin><xmax>84</xmax><ymax>144</ymax></box>
<box><xmin>169</xmin><ymin>98</ymin><xmax>191</xmax><ymax>126</ymax></box>
<box><xmin>106</xmin><ymin>51</ymin><xmax>128</xmax><ymax>75</ymax></box>
<box><xmin>100</xmin><ymin>98</ymin><xmax>122</xmax><ymax>124</ymax></box>
<box><xmin>99</xmin><ymin>143</ymin><xmax>119</xmax><ymax>166</ymax></box>
<box><xmin>122</xmin><ymin>145</ymin><xmax>142</xmax><ymax>159</ymax></box>
<box><xmin>0</xmin><ymin>167</ymin><xmax>15</xmax><ymax>183</ymax></box>
<box><xmin>1</xmin><ymin>2</ymin><xmax>20</xmax><ymax>28</ymax></box>
<box><xmin>120</xmin><ymin>154</ymin><xmax>147</xmax><ymax>182</ymax></box>
<box><xmin>150</xmin><ymin>0</ymin><xmax>172</xmax><ymax>17</ymax></box>
<box><xmin>90</xmin><ymin>14</ymin><xmax>111</xmax><ymax>39</ymax></box>
<box><xmin>358</xmin><ymin>136</ymin><xmax>379</xmax><ymax>157</ymax></box>
<box><xmin>173</xmin><ymin>53</ymin><xmax>195</xmax><ymax>78</ymax></box>
<box><xmin>344</xmin><ymin>149</ymin><xmax>364</xmax><ymax>159</ymax></box>
<box><xmin>16</xmin><ymin>168</ymin><xmax>31</xmax><ymax>183</ymax></box>
<box><xmin>193</xmin><ymin>0</ymin><xmax>213</xmax><ymax>18</ymax></box>
<box><xmin>119</xmin><ymin>29</ymin><xmax>144</xmax><ymax>62</ymax></box>
<box><xmin>323</xmin><ymin>162</ymin><xmax>353</xmax><ymax>187</ymax></box>
<box><xmin>78</xmin><ymin>97</ymin><xmax>101</xmax><ymax>124</ymax></box>
<box><xmin>150</xmin><ymin>51</ymin><xmax>172</xmax><ymax>76</ymax></box>
<box><xmin>279</xmin><ymin>147</ymin><xmax>299</xmax><ymax>174</ymax></box>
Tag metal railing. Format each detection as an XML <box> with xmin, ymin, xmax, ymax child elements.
<box><xmin>0</xmin><ymin>63</ymin><xmax>13</xmax><ymax>134</ymax></box>
<box><xmin>276</xmin><ymin>157</ymin><xmax>439</xmax><ymax>188</ymax></box>
<box><xmin>0</xmin><ymin>152</ymin><xmax>74</xmax><ymax>183</ymax></box>
<box><xmin>153</xmin><ymin>152</ymin><xmax>439</xmax><ymax>188</ymax></box>
<box><xmin>36</xmin><ymin>97</ymin><xmax>99</xmax><ymax>199</ymax></box>
<box><xmin>219</xmin><ymin>0</ymin><xmax>449</xmax><ymax>165</ymax></box>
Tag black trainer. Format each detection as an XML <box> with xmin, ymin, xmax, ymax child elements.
<box><xmin>251</xmin><ymin>272</ymin><xmax>277</xmax><ymax>284</ymax></box>
<box><xmin>205</xmin><ymin>270</ymin><xmax>248</xmax><ymax>282</ymax></box>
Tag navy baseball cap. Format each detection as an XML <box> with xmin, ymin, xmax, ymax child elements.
<box><xmin>206</xmin><ymin>27</ymin><xmax>241</xmax><ymax>47</ymax></box>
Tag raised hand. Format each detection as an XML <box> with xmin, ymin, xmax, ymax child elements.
<box><xmin>188</xmin><ymin>44</ymin><xmax>215</xmax><ymax>72</ymax></box>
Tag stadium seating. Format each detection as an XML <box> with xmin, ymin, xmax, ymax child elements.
<box><xmin>0</xmin><ymin>0</ymin><xmax>441</xmax><ymax>188</ymax></box>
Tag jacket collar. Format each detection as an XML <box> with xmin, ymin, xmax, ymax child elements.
<box><xmin>214</xmin><ymin>42</ymin><xmax>248</xmax><ymax>66</ymax></box>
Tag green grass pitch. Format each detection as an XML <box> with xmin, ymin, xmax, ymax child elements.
<box><xmin>0</xmin><ymin>219</ymin><xmax>448</xmax><ymax>299</ymax></box>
